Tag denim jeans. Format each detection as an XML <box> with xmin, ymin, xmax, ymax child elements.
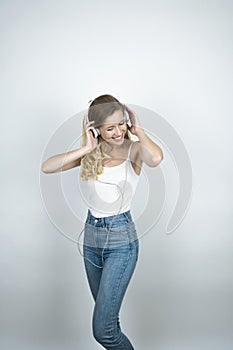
<box><xmin>83</xmin><ymin>209</ymin><xmax>139</xmax><ymax>350</ymax></box>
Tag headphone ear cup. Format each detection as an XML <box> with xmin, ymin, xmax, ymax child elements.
<box><xmin>124</xmin><ymin>109</ymin><xmax>132</xmax><ymax>128</ymax></box>
<box><xmin>87</xmin><ymin>114</ymin><xmax>100</xmax><ymax>138</ymax></box>
<box><xmin>91</xmin><ymin>127</ymin><xmax>100</xmax><ymax>138</ymax></box>
<box><xmin>124</xmin><ymin>110</ymin><xmax>127</xmax><ymax>122</ymax></box>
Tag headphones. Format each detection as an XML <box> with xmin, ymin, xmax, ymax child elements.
<box><xmin>89</xmin><ymin>106</ymin><xmax>132</xmax><ymax>139</ymax></box>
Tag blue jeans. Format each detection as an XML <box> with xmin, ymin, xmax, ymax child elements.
<box><xmin>83</xmin><ymin>209</ymin><xmax>139</xmax><ymax>350</ymax></box>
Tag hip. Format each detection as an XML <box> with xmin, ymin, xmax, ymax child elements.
<box><xmin>84</xmin><ymin>209</ymin><xmax>138</xmax><ymax>248</ymax></box>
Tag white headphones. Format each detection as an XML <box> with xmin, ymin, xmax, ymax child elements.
<box><xmin>90</xmin><ymin>106</ymin><xmax>132</xmax><ymax>138</ymax></box>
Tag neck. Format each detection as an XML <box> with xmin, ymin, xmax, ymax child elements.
<box><xmin>111</xmin><ymin>139</ymin><xmax>126</xmax><ymax>150</ymax></box>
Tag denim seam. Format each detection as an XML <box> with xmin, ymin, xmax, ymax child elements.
<box><xmin>109</xmin><ymin>249</ymin><xmax>132</xmax><ymax>337</ymax></box>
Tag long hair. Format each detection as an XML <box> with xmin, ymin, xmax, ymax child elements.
<box><xmin>80</xmin><ymin>94</ymin><xmax>131</xmax><ymax>181</ymax></box>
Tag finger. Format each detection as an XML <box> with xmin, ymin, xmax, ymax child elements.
<box><xmin>127</xmin><ymin>106</ymin><xmax>136</xmax><ymax>114</ymax></box>
<box><xmin>126</xmin><ymin>106</ymin><xmax>133</xmax><ymax>112</ymax></box>
<box><xmin>84</xmin><ymin>121</ymin><xmax>95</xmax><ymax>129</ymax></box>
<box><xmin>83</xmin><ymin>114</ymin><xmax>92</xmax><ymax>123</ymax></box>
<box><xmin>85</xmin><ymin>118</ymin><xmax>95</xmax><ymax>126</ymax></box>
<box><xmin>86</xmin><ymin>127</ymin><xmax>96</xmax><ymax>136</ymax></box>
<box><xmin>85</xmin><ymin>123</ymin><xmax>95</xmax><ymax>131</ymax></box>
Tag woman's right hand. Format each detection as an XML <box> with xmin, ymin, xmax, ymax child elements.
<box><xmin>83</xmin><ymin>114</ymin><xmax>98</xmax><ymax>152</ymax></box>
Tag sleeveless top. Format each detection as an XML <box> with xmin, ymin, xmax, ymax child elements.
<box><xmin>79</xmin><ymin>142</ymin><xmax>140</xmax><ymax>218</ymax></box>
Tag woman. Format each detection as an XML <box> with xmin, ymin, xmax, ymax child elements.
<box><xmin>41</xmin><ymin>94</ymin><xmax>163</xmax><ymax>349</ymax></box>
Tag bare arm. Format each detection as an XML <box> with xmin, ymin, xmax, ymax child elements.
<box><xmin>136</xmin><ymin>130</ymin><xmax>163</xmax><ymax>167</ymax></box>
<box><xmin>126</xmin><ymin>106</ymin><xmax>163</xmax><ymax>167</ymax></box>
<box><xmin>41</xmin><ymin>114</ymin><xmax>98</xmax><ymax>174</ymax></box>
<box><xmin>41</xmin><ymin>146</ymin><xmax>92</xmax><ymax>174</ymax></box>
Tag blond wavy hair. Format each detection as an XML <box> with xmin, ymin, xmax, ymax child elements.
<box><xmin>80</xmin><ymin>94</ymin><xmax>131</xmax><ymax>181</ymax></box>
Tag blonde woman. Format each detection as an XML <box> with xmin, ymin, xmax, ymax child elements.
<box><xmin>41</xmin><ymin>94</ymin><xmax>163</xmax><ymax>349</ymax></box>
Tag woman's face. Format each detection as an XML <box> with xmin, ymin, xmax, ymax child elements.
<box><xmin>99</xmin><ymin>109</ymin><xmax>127</xmax><ymax>146</ymax></box>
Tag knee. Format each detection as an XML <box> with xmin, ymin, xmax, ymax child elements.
<box><xmin>93</xmin><ymin>326</ymin><xmax>107</xmax><ymax>343</ymax></box>
<box><xmin>93</xmin><ymin>326</ymin><xmax>114</xmax><ymax>346</ymax></box>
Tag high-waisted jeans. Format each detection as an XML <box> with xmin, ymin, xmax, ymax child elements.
<box><xmin>83</xmin><ymin>209</ymin><xmax>139</xmax><ymax>350</ymax></box>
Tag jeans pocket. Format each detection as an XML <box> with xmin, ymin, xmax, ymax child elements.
<box><xmin>107</xmin><ymin>218</ymin><xmax>128</xmax><ymax>229</ymax></box>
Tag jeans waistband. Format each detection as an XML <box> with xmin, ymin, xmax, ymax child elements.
<box><xmin>86</xmin><ymin>209</ymin><xmax>133</xmax><ymax>227</ymax></box>
<box><xmin>84</xmin><ymin>209</ymin><xmax>137</xmax><ymax>248</ymax></box>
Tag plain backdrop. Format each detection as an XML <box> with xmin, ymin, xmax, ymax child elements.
<box><xmin>1</xmin><ymin>1</ymin><xmax>232</xmax><ymax>349</ymax></box>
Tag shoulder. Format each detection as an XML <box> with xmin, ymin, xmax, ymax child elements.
<box><xmin>128</xmin><ymin>140</ymin><xmax>140</xmax><ymax>157</ymax></box>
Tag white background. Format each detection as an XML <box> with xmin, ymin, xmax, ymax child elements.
<box><xmin>1</xmin><ymin>1</ymin><xmax>232</xmax><ymax>349</ymax></box>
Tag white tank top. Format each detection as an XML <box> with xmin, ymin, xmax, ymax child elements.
<box><xmin>80</xmin><ymin>142</ymin><xmax>140</xmax><ymax>217</ymax></box>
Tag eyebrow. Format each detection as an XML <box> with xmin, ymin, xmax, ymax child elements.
<box><xmin>104</xmin><ymin>119</ymin><xmax>125</xmax><ymax>128</ymax></box>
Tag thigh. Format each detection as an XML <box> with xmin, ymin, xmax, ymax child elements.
<box><xmin>83</xmin><ymin>245</ymin><xmax>103</xmax><ymax>301</ymax></box>
<box><xmin>94</xmin><ymin>240</ymin><xmax>139</xmax><ymax>324</ymax></box>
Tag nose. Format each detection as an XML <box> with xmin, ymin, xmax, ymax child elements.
<box><xmin>113</xmin><ymin>126</ymin><xmax>122</xmax><ymax>137</ymax></box>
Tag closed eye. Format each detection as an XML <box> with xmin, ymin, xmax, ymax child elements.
<box><xmin>107</xmin><ymin>121</ymin><xmax>125</xmax><ymax>131</ymax></box>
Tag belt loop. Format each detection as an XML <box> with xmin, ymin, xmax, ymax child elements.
<box><xmin>123</xmin><ymin>211</ymin><xmax>130</xmax><ymax>223</ymax></box>
<box><xmin>86</xmin><ymin>209</ymin><xmax>90</xmax><ymax>224</ymax></box>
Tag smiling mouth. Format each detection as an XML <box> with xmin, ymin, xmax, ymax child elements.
<box><xmin>112</xmin><ymin>135</ymin><xmax>123</xmax><ymax>140</ymax></box>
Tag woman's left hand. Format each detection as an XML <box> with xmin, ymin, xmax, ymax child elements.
<box><xmin>126</xmin><ymin>106</ymin><xmax>144</xmax><ymax>136</ymax></box>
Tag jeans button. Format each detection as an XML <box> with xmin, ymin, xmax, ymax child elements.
<box><xmin>94</xmin><ymin>219</ymin><xmax>98</xmax><ymax>223</ymax></box>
